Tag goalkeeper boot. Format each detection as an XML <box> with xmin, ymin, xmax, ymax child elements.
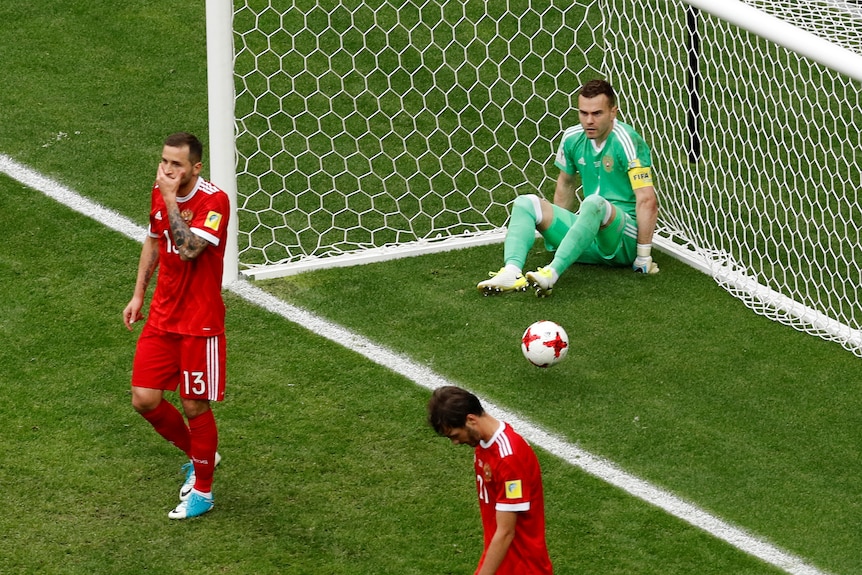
<box><xmin>179</xmin><ymin>451</ymin><xmax>222</xmax><ymax>502</ymax></box>
<box><xmin>477</xmin><ymin>267</ymin><xmax>528</xmax><ymax>295</ymax></box>
<box><xmin>526</xmin><ymin>266</ymin><xmax>557</xmax><ymax>298</ymax></box>
<box><xmin>168</xmin><ymin>490</ymin><xmax>214</xmax><ymax>520</ymax></box>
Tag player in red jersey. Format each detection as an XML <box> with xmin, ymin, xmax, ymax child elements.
<box><xmin>123</xmin><ymin>132</ymin><xmax>230</xmax><ymax>519</ymax></box>
<box><xmin>428</xmin><ymin>386</ymin><xmax>553</xmax><ymax>575</ymax></box>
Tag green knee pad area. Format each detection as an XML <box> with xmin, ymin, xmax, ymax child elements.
<box><xmin>541</xmin><ymin>198</ymin><xmax>635</xmax><ymax>268</ymax></box>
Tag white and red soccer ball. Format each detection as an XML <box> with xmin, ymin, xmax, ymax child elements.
<box><xmin>521</xmin><ymin>321</ymin><xmax>569</xmax><ymax>367</ymax></box>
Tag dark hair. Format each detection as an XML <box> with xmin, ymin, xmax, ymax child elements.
<box><xmin>427</xmin><ymin>386</ymin><xmax>484</xmax><ymax>435</ymax></box>
<box><xmin>579</xmin><ymin>79</ymin><xmax>616</xmax><ymax>108</ymax></box>
<box><xmin>164</xmin><ymin>132</ymin><xmax>203</xmax><ymax>165</ymax></box>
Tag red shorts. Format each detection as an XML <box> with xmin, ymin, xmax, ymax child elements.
<box><xmin>132</xmin><ymin>324</ymin><xmax>226</xmax><ymax>402</ymax></box>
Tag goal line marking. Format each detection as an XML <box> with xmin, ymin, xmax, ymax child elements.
<box><xmin>1</xmin><ymin>153</ymin><xmax>830</xmax><ymax>575</ymax></box>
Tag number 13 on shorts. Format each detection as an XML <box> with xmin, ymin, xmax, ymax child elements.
<box><xmin>183</xmin><ymin>371</ymin><xmax>208</xmax><ymax>396</ymax></box>
<box><xmin>181</xmin><ymin>333</ymin><xmax>226</xmax><ymax>402</ymax></box>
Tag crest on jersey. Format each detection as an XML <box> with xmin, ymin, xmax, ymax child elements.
<box><xmin>483</xmin><ymin>462</ymin><xmax>493</xmax><ymax>483</ymax></box>
<box><xmin>602</xmin><ymin>155</ymin><xmax>614</xmax><ymax>172</ymax></box>
<box><xmin>181</xmin><ymin>209</ymin><xmax>193</xmax><ymax>223</ymax></box>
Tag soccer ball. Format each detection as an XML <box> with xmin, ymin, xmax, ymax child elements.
<box><xmin>521</xmin><ymin>321</ymin><xmax>569</xmax><ymax>367</ymax></box>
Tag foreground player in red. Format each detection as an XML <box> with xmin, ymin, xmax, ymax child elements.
<box><xmin>123</xmin><ymin>132</ymin><xmax>230</xmax><ymax>519</ymax></box>
<box><xmin>428</xmin><ymin>386</ymin><xmax>553</xmax><ymax>574</ymax></box>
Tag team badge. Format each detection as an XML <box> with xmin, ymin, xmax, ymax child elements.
<box><xmin>603</xmin><ymin>155</ymin><xmax>614</xmax><ymax>172</ymax></box>
<box><xmin>204</xmin><ymin>211</ymin><xmax>223</xmax><ymax>231</ymax></box>
<box><xmin>483</xmin><ymin>462</ymin><xmax>493</xmax><ymax>483</ymax></box>
<box><xmin>181</xmin><ymin>209</ymin><xmax>193</xmax><ymax>223</ymax></box>
<box><xmin>505</xmin><ymin>480</ymin><xmax>522</xmax><ymax>499</ymax></box>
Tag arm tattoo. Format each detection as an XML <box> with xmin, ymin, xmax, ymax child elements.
<box><xmin>166</xmin><ymin>204</ymin><xmax>207</xmax><ymax>259</ymax></box>
<box><xmin>143</xmin><ymin>249</ymin><xmax>158</xmax><ymax>288</ymax></box>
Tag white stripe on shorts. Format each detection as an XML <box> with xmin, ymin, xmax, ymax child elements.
<box><xmin>207</xmin><ymin>336</ymin><xmax>220</xmax><ymax>401</ymax></box>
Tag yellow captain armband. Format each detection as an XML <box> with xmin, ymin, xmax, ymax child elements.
<box><xmin>628</xmin><ymin>165</ymin><xmax>653</xmax><ymax>190</ymax></box>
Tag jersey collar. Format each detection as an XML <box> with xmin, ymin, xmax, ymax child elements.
<box><xmin>177</xmin><ymin>177</ymin><xmax>203</xmax><ymax>203</ymax></box>
<box><xmin>479</xmin><ymin>420</ymin><xmax>506</xmax><ymax>449</ymax></box>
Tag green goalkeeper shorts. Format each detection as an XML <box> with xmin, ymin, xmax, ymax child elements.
<box><xmin>541</xmin><ymin>203</ymin><xmax>638</xmax><ymax>266</ymax></box>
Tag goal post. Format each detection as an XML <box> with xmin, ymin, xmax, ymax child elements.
<box><xmin>208</xmin><ymin>0</ymin><xmax>862</xmax><ymax>356</ymax></box>
<box><xmin>684</xmin><ymin>0</ymin><xmax>862</xmax><ymax>81</ymax></box>
<box><xmin>206</xmin><ymin>0</ymin><xmax>239</xmax><ymax>285</ymax></box>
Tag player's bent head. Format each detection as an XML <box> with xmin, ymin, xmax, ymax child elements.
<box><xmin>164</xmin><ymin>132</ymin><xmax>203</xmax><ymax>165</ymax></box>
<box><xmin>427</xmin><ymin>386</ymin><xmax>484</xmax><ymax>436</ymax></box>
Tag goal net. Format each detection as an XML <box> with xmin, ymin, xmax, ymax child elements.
<box><xmin>215</xmin><ymin>0</ymin><xmax>862</xmax><ymax>356</ymax></box>
<box><xmin>229</xmin><ymin>0</ymin><xmax>603</xmax><ymax>277</ymax></box>
<box><xmin>600</xmin><ymin>0</ymin><xmax>862</xmax><ymax>356</ymax></box>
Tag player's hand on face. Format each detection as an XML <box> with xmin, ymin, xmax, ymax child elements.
<box><xmin>156</xmin><ymin>161</ymin><xmax>183</xmax><ymax>200</ymax></box>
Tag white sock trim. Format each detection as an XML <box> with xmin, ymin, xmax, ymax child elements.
<box><xmin>600</xmin><ymin>197</ymin><xmax>613</xmax><ymax>226</ymax></box>
<box><xmin>526</xmin><ymin>193</ymin><xmax>543</xmax><ymax>226</ymax></box>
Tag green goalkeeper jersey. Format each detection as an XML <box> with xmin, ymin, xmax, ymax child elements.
<box><xmin>553</xmin><ymin>119</ymin><xmax>653</xmax><ymax>219</ymax></box>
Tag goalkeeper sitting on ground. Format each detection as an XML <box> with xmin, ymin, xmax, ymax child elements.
<box><xmin>478</xmin><ymin>79</ymin><xmax>659</xmax><ymax>297</ymax></box>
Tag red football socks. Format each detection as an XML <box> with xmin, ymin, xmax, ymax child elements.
<box><xmin>141</xmin><ymin>399</ymin><xmax>192</xmax><ymax>456</ymax></box>
<box><xmin>188</xmin><ymin>409</ymin><xmax>219</xmax><ymax>493</ymax></box>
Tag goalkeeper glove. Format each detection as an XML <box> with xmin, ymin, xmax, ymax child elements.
<box><xmin>632</xmin><ymin>243</ymin><xmax>660</xmax><ymax>274</ymax></box>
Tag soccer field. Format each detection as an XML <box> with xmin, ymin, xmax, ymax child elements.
<box><xmin>0</xmin><ymin>2</ymin><xmax>860</xmax><ymax>575</ymax></box>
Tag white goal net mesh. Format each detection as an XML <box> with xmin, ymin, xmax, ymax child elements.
<box><xmin>741</xmin><ymin>0</ymin><xmax>862</xmax><ymax>54</ymax></box>
<box><xmin>599</xmin><ymin>0</ymin><xmax>862</xmax><ymax>355</ymax></box>
<box><xmin>229</xmin><ymin>0</ymin><xmax>862</xmax><ymax>356</ymax></box>
<box><xmin>233</xmin><ymin>0</ymin><xmax>602</xmax><ymax>273</ymax></box>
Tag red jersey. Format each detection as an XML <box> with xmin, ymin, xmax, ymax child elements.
<box><xmin>474</xmin><ymin>422</ymin><xmax>553</xmax><ymax>575</ymax></box>
<box><xmin>146</xmin><ymin>177</ymin><xmax>230</xmax><ymax>336</ymax></box>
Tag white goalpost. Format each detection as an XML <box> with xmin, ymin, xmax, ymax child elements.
<box><xmin>206</xmin><ymin>0</ymin><xmax>239</xmax><ymax>287</ymax></box>
<box><xmin>208</xmin><ymin>0</ymin><xmax>862</xmax><ymax>357</ymax></box>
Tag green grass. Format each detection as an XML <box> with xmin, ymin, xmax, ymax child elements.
<box><xmin>258</xmin><ymin>243</ymin><xmax>862</xmax><ymax>574</ymax></box>
<box><xmin>0</xmin><ymin>1</ymin><xmax>208</xmax><ymax>222</ymax></box>
<box><xmin>1</xmin><ymin>180</ymin><xmax>794</xmax><ymax>575</ymax></box>
<box><xmin>2</xmin><ymin>1</ymin><xmax>862</xmax><ymax>574</ymax></box>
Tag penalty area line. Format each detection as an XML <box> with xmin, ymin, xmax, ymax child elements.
<box><xmin>3</xmin><ymin>153</ymin><xmax>831</xmax><ymax>575</ymax></box>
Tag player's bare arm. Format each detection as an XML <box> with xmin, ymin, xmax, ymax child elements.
<box><xmin>552</xmin><ymin>171</ymin><xmax>578</xmax><ymax>212</ymax></box>
<box><xmin>123</xmin><ymin>236</ymin><xmax>159</xmax><ymax>330</ymax></box>
<box><xmin>165</xmin><ymin>201</ymin><xmax>209</xmax><ymax>260</ymax></box>
<box><xmin>537</xmin><ymin>170</ymin><xmax>578</xmax><ymax>234</ymax></box>
<box><xmin>476</xmin><ymin>510</ymin><xmax>518</xmax><ymax>575</ymax></box>
<box><xmin>634</xmin><ymin>184</ymin><xmax>658</xmax><ymax>245</ymax></box>
<box><xmin>631</xmin><ymin>184</ymin><xmax>660</xmax><ymax>274</ymax></box>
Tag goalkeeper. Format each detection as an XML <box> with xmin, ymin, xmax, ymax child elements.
<box><xmin>478</xmin><ymin>79</ymin><xmax>659</xmax><ymax>297</ymax></box>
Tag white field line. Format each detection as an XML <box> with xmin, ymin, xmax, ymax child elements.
<box><xmin>1</xmin><ymin>152</ymin><xmax>831</xmax><ymax>575</ymax></box>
